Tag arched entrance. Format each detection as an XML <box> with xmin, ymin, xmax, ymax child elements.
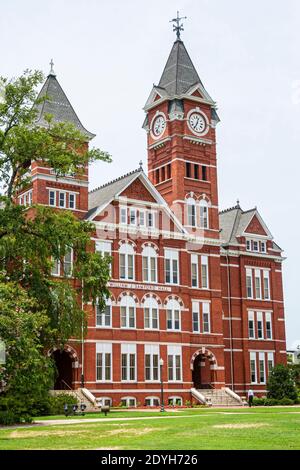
<box><xmin>190</xmin><ymin>348</ymin><xmax>217</xmax><ymax>389</ymax></box>
<box><xmin>48</xmin><ymin>345</ymin><xmax>79</xmax><ymax>390</ymax></box>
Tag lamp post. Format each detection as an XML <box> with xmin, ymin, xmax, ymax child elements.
<box><xmin>159</xmin><ymin>358</ymin><xmax>165</xmax><ymax>412</ymax></box>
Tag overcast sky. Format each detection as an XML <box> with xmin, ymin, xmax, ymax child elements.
<box><xmin>1</xmin><ymin>0</ymin><xmax>299</xmax><ymax>349</ymax></box>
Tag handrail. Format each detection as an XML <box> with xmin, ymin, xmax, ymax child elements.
<box><xmin>60</xmin><ymin>380</ymin><xmax>82</xmax><ymax>403</ymax></box>
<box><xmin>191</xmin><ymin>388</ymin><xmax>207</xmax><ymax>405</ymax></box>
<box><xmin>224</xmin><ymin>387</ymin><xmax>243</xmax><ymax>404</ymax></box>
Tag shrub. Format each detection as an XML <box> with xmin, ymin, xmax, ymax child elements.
<box><xmin>278</xmin><ymin>398</ymin><xmax>294</xmax><ymax>406</ymax></box>
<box><xmin>252</xmin><ymin>398</ymin><xmax>266</xmax><ymax>406</ymax></box>
<box><xmin>267</xmin><ymin>364</ymin><xmax>298</xmax><ymax>400</ymax></box>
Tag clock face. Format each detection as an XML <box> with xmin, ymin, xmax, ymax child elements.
<box><xmin>152</xmin><ymin>115</ymin><xmax>166</xmax><ymax>137</ymax></box>
<box><xmin>189</xmin><ymin>112</ymin><xmax>207</xmax><ymax>134</ymax></box>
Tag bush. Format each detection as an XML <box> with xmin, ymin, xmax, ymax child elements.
<box><xmin>267</xmin><ymin>364</ymin><xmax>298</xmax><ymax>400</ymax></box>
<box><xmin>35</xmin><ymin>393</ymin><xmax>78</xmax><ymax>416</ymax></box>
<box><xmin>278</xmin><ymin>398</ymin><xmax>294</xmax><ymax>406</ymax></box>
<box><xmin>0</xmin><ymin>410</ymin><xmax>21</xmax><ymax>425</ymax></box>
<box><xmin>252</xmin><ymin>398</ymin><xmax>266</xmax><ymax>406</ymax></box>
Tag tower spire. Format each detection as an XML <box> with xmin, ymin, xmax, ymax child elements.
<box><xmin>48</xmin><ymin>59</ymin><xmax>56</xmax><ymax>77</ymax></box>
<box><xmin>169</xmin><ymin>11</ymin><xmax>187</xmax><ymax>41</ymax></box>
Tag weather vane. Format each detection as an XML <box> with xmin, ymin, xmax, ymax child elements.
<box><xmin>170</xmin><ymin>11</ymin><xmax>187</xmax><ymax>40</ymax></box>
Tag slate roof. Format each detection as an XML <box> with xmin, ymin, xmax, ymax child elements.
<box><xmin>158</xmin><ymin>40</ymin><xmax>203</xmax><ymax>96</ymax></box>
<box><xmin>219</xmin><ymin>204</ymin><xmax>276</xmax><ymax>248</ymax></box>
<box><xmin>35</xmin><ymin>71</ymin><xmax>95</xmax><ymax>140</ymax></box>
<box><xmin>87</xmin><ymin>168</ymin><xmax>142</xmax><ymax>218</ymax></box>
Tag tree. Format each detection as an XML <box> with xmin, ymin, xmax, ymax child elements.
<box><xmin>0</xmin><ymin>70</ymin><xmax>112</xmax><ymax>415</ymax></box>
<box><xmin>267</xmin><ymin>364</ymin><xmax>298</xmax><ymax>400</ymax></box>
<box><xmin>0</xmin><ymin>281</ymin><xmax>54</xmax><ymax>420</ymax></box>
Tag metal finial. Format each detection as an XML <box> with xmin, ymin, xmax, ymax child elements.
<box><xmin>49</xmin><ymin>59</ymin><xmax>56</xmax><ymax>76</ymax></box>
<box><xmin>139</xmin><ymin>160</ymin><xmax>143</xmax><ymax>170</ymax></box>
<box><xmin>169</xmin><ymin>11</ymin><xmax>187</xmax><ymax>41</ymax></box>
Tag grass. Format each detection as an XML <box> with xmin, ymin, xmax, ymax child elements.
<box><xmin>0</xmin><ymin>407</ymin><xmax>299</xmax><ymax>450</ymax></box>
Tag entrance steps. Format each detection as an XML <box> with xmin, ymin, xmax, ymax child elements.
<box><xmin>50</xmin><ymin>388</ymin><xmax>99</xmax><ymax>412</ymax></box>
<box><xmin>191</xmin><ymin>387</ymin><xmax>244</xmax><ymax>407</ymax></box>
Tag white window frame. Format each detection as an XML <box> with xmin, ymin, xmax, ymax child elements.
<box><xmin>144</xmin><ymin>344</ymin><xmax>160</xmax><ymax>382</ymax></box>
<box><xmin>259</xmin><ymin>352</ymin><xmax>266</xmax><ymax>384</ymax></box>
<box><xmin>69</xmin><ymin>192</ymin><xmax>76</xmax><ymax>209</ymax></box>
<box><xmin>63</xmin><ymin>247</ymin><xmax>73</xmax><ymax>277</ymax></box>
<box><xmin>250</xmin><ymin>352</ymin><xmax>257</xmax><ymax>384</ymax></box>
<box><xmin>267</xmin><ymin>352</ymin><xmax>274</xmax><ymax>375</ymax></box>
<box><xmin>192</xmin><ymin>301</ymin><xmax>200</xmax><ymax>333</ymax></box>
<box><xmin>257</xmin><ymin>311</ymin><xmax>264</xmax><ymax>339</ymax></box>
<box><xmin>147</xmin><ymin>210</ymin><xmax>155</xmax><ymax>228</ymax></box>
<box><xmin>96</xmin><ymin>298</ymin><xmax>112</xmax><ymax>328</ymax></box>
<box><xmin>166</xmin><ymin>299</ymin><xmax>181</xmax><ymax>331</ymax></box>
<box><xmin>142</xmin><ymin>246</ymin><xmax>157</xmax><ymax>283</ymax></box>
<box><xmin>255</xmin><ymin>269</ymin><xmax>262</xmax><ymax>299</ymax></box>
<box><xmin>202</xmin><ymin>302</ymin><xmax>211</xmax><ymax>333</ymax></box>
<box><xmin>201</xmin><ymin>255</ymin><xmax>209</xmax><ymax>289</ymax></box>
<box><xmin>187</xmin><ymin>198</ymin><xmax>196</xmax><ymax>227</ymax></box>
<box><xmin>191</xmin><ymin>254</ymin><xmax>198</xmax><ymax>288</ymax></box>
<box><xmin>49</xmin><ymin>189</ymin><xmax>56</xmax><ymax>207</ymax></box>
<box><xmin>248</xmin><ymin>311</ymin><xmax>255</xmax><ymax>339</ymax></box>
<box><xmin>120</xmin><ymin>206</ymin><xmax>127</xmax><ymax>224</ymax></box>
<box><xmin>168</xmin><ymin>396</ymin><xmax>183</xmax><ymax>406</ymax></box>
<box><xmin>145</xmin><ymin>396</ymin><xmax>160</xmax><ymax>407</ymax></box>
<box><xmin>120</xmin><ymin>295</ymin><xmax>136</xmax><ymax>329</ymax></box>
<box><xmin>199</xmin><ymin>199</ymin><xmax>209</xmax><ymax>229</ymax></box>
<box><xmin>119</xmin><ymin>243</ymin><xmax>135</xmax><ymax>280</ymax></box>
<box><xmin>167</xmin><ymin>345</ymin><xmax>182</xmax><ymax>382</ymax></box>
<box><xmin>265</xmin><ymin>312</ymin><xmax>272</xmax><ymax>339</ymax></box>
<box><xmin>263</xmin><ymin>270</ymin><xmax>270</xmax><ymax>300</ymax></box>
<box><xmin>121</xmin><ymin>344</ymin><xmax>136</xmax><ymax>382</ymax></box>
<box><xmin>165</xmin><ymin>249</ymin><xmax>179</xmax><ymax>285</ymax></box>
<box><xmin>144</xmin><ymin>297</ymin><xmax>159</xmax><ymax>330</ymax></box>
<box><xmin>120</xmin><ymin>397</ymin><xmax>136</xmax><ymax>407</ymax></box>
<box><xmin>96</xmin><ymin>343</ymin><xmax>112</xmax><ymax>382</ymax></box>
<box><xmin>246</xmin><ymin>268</ymin><xmax>253</xmax><ymax>298</ymax></box>
<box><xmin>129</xmin><ymin>208</ymin><xmax>137</xmax><ymax>226</ymax></box>
<box><xmin>59</xmin><ymin>191</ymin><xmax>66</xmax><ymax>208</ymax></box>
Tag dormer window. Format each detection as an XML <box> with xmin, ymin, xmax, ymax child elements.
<box><xmin>246</xmin><ymin>239</ymin><xmax>268</xmax><ymax>254</ymax></box>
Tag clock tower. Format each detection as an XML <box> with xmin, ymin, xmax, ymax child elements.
<box><xmin>143</xmin><ymin>21</ymin><xmax>220</xmax><ymax>237</ymax></box>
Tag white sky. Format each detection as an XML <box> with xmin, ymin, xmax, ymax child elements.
<box><xmin>1</xmin><ymin>0</ymin><xmax>299</xmax><ymax>349</ymax></box>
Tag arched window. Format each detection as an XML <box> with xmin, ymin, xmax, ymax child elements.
<box><xmin>96</xmin><ymin>297</ymin><xmax>112</xmax><ymax>328</ymax></box>
<box><xmin>145</xmin><ymin>396</ymin><xmax>160</xmax><ymax>407</ymax></box>
<box><xmin>187</xmin><ymin>198</ymin><xmax>196</xmax><ymax>227</ymax></box>
<box><xmin>144</xmin><ymin>297</ymin><xmax>159</xmax><ymax>330</ymax></box>
<box><xmin>120</xmin><ymin>397</ymin><xmax>136</xmax><ymax>408</ymax></box>
<box><xmin>119</xmin><ymin>243</ymin><xmax>135</xmax><ymax>280</ymax></box>
<box><xmin>96</xmin><ymin>397</ymin><xmax>112</xmax><ymax>407</ymax></box>
<box><xmin>142</xmin><ymin>246</ymin><xmax>158</xmax><ymax>283</ymax></box>
<box><xmin>166</xmin><ymin>299</ymin><xmax>181</xmax><ymax>331</ymax></box>
<box><xmin>168</xmin><ymin>396</ymin><xmax>183</xmax><ymax>406</ymax></box>
<box><xmin>199</xmin><ymin>199</ymin><xmax>209</xmax><ymax>229</ymax></box>
<box><xmin>120</xmin><ymin>295</ymin><xmax>136</xmax><ymax>329</ymax></box>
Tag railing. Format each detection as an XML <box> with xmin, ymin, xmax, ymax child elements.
<box><xmin>59</xmin><ymin>380</ymin><xmax>82</xmax><ymax>403</ymax></box>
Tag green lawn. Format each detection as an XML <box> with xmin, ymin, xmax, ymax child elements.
<box><xmin>0</xmin><ymin>407</ymin><xmax>299</xmax><ymax>450</ymax></box>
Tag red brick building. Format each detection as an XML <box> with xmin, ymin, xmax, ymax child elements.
<box><xmin>19</xmin><ymin>37</ymin><xmax>286</xmax><ymax>406</ymax></box>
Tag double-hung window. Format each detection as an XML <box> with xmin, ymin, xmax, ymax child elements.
<box><xmin>257</xmin><ymin>311</ymin><xmax>264</xmax><ymax>339</ymax></box>
<box><xmin>191</xmin><ymin>254</ymin><xmax>198</xmax><ymax>288</ymax></box>
<box><xmin>49</xmin><ymin>190</ymin><xmax>56</xmax><ymax>207</ymax></box>
<box><xmin>120</xmin><ymin>207</ymin><xmax>127</xmax><ymax>224</ymax></box>
<box><xmin>202</xmin><ymin>302</ymin><xmax>210</xmax><ymax>333</ymax></box>
<box><xmin>192</xmin><ymin>302</ymin><xmax>200</xmax><ymax>333</ymax></box>
<box><xmin>69</xmin><ymin>193</ymin><xmax>76</xmax><ymax>209</ymax></box>
<box><xmin>142</xmin><ymin>246</ymin><xmax>157</xmax><ymax>283</ymax></box>
<box><xmin>165</xmin><ymin>249</ymin><xmax>179</xmax><ymax>284</ymax></box>
<box><xmin>121</xmin><ymin>344</ymin><xmax>136</xmax><ymax>382</ymax></box>
<box><xmin>265</xmin><ymin>312</ymin><xmax>272</xmax><ymax>339</ymax></box>
<box><xmin>250</xmin><ymin>352</ymin><xmax>257</xmax><ymax>383</ymax></box>
<box><xmin>263</xmin><ymin>270</ymin><xmax>270</xmax><ymax>300</ymax></box>
<box><xmin>119</xmin><ymin>243</ymin><xmax>135</xmax><ymax>280</ymax></box>
<box><xmin>248</xmin><ymin>311</ymin><xmax>255</xmax><ymax>339</ymax></box>
<box><xmin>120</xmin><ymin>296</ymin><xmax>136</xmax><ymax>329</ymax></box>
<box><xmin>166</xmin><ymin>299</ymin><xmax>181</xmax><ymax>331</ymax></box>
<box><xmin>96</xmin><ymin>343</ymin><xmax>112</xmax><ymax>382</ymax></box>
<box><xmin>168</xmin><ymin>346</ymin><xmax>182</xmax><ymax>382</ymax></box>
<box><xmin>255</xmin><ymin>269</ymin><xmax>262</xmax><ymax>299</ymax></box>
<box><xmin>145</xmin><ymin>344</ymin><xmax>159</xmax><ymax>382</ymax></box>
<box><xmin>144</xmin><ymin>298</ymin><xmax>159</xmax><ymax>329</ymax></box>
<box><xmin>59</xmin><ymin>191</ymin><xmax>66</xmax><ymax>208</ymax></box>
<box><xmin>63</xmin><ymin>246</ymin><xmax>73</xmax><ymax>277</ymax></box>
<box><xmin>201</xmin><ymin>256</ymin><xmax>209</xmax><ymax>288</ymax></box>
<box><xmin>199</xmin><ymin>200</ymin><xmax>209</xmax><ymax>229</ymax></box>
<box><xmin>187</xmin><ymin>199</ymin><xmax>196</xmax><ymax>227</ymax></box>
<box><xmin>246</xmin><ymin>268</ymin><xmax>253</xmax><ymax>298</ymax></box>
<box><xmin>259</xmin><ymin>352</ymin><xmax>266</xmax><ymax>383</ymax></box>
<box><xmin>96</xmin><ymin>299</ymin><xmax>112</xmax><ymax>327</ymax></box>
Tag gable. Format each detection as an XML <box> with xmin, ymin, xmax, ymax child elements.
<box><xmin>120</xmin><ymin>178</ymin><xmax>157</xmax><ymax>203</ymax></box>
<box><xmin>244</xmin><ymin>215</ymin><xmax>268</xmax><ymax>236</ymax></box>
<box><xmin>191</xmin><ymin>89</ymin><xmax>203</xmax><ymax>98</ymax></box>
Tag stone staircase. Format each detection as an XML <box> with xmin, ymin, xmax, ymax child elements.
<box><xmin>50</xmin><ymin>388</ymin><xmax>99</xmax><ymax>412</ymax></box>
<box><xmin>193</xmin><ymin>387</ymin><xmax>244</xmax><ymax>407</ymax></box>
